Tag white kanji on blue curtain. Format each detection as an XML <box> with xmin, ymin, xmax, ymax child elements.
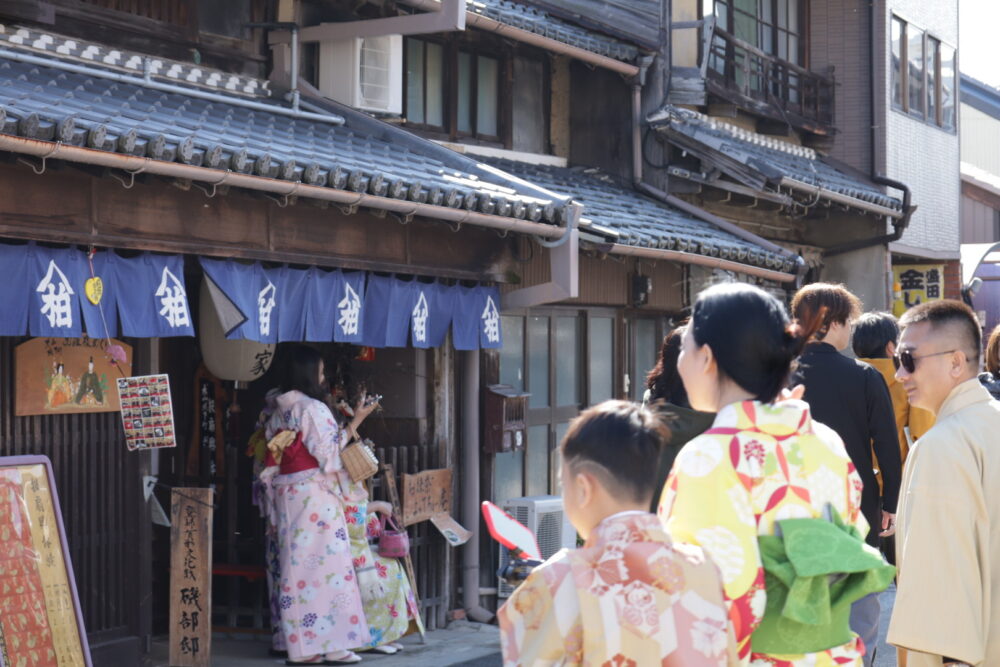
<box><xmin>29</xmin><ymin>245</ymin><xmax>87</xmax><ymax>337</ymax></box>
<box><xmin>116</xmin><ymin>253</ymin><xmax>194</xmax><ymax>337</ymax></box>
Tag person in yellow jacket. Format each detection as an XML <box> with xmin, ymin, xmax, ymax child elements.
<box><xmin>852</xmin><ymin>312</ymin><xmax>935</xmax><ymax>475</ymax></box>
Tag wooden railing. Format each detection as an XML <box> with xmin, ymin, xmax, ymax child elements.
<box><xmin>74</xmin><ymin>0</ymin><xmax>196</xmax><ymax>29</ymax></box>
<box><xmin>700</xmin><ymin>18</ymin><xmax>835</xmax><ymax>132</ymax></box>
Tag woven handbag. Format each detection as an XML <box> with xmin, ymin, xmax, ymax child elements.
<box><xmin>377</xmin><ymin>514</ymin><xmax>410</xmax><ymax>559</ymax></box>
<box><xmin>341</xmin><ymin>439</ymin><xmax>379</xmax><ymax>483</ymax></box>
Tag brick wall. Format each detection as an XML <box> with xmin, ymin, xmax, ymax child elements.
<box><xmin>809</xmin><ymin>0</ymin><xmax>872</xmax><ymax>174</ymax></box>
<box><xmin>883</xmin><ymin>0</ymin><xmax>961</xmax><ymax>257</ymax></box>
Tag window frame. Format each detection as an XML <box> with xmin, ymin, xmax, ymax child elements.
<box><xmin>403</xmin><ymin>37</ymin><xmax>448</xmax><ymax>133</ymax></box>
<box><xmin>709</xmin><ymin>0</ymin><xmax>809</xmax><ymax>67</ymax></box>
<box><xmin>403</xmin><ymin>36</ymin><xmax>512</xmax><ymax>145</ymax></box>
<box><xmin>496</xmin><ymin>307</ymin><xmax>621</xmax><ymax>498</ymax></box>
<box><xmin>891</xmin><ymin>13</ymin><xmax>957</xmax><ymax>134</ymax></box>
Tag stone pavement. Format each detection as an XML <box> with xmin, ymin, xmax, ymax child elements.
<box><xmin>874</xmin><ymin>583</ymin><xmax>897</xmax><ymax>667</ymax></box>
<box><xmin>146</xmin><ymin>621</ymin><xmax>502</xmax><ymax>667</ymax></box>
<box><xmin>144</xmin><ymin>586</ymin><xmax>898</xmax><ymax>666</ymax></box>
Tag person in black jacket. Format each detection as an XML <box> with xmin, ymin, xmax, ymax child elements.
<box><xmin>791</xmin><ymin>283</ymin><xmax>901</xmax><ymax>667</ymax></box>
<box><xmin>643</xmin><ymin>325</ymin><xmax>716</xmax><ymax>513</ymax></box>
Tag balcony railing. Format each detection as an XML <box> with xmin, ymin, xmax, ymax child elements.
<box><xmin>700</xmin><ymin>18</ymin><xmax>835</xmax><ymax>133</ymax></box>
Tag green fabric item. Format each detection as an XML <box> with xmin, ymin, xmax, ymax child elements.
<box><xmin>751</xmin><ymin>508</ymin><xmax>897</xmax><ymax>655</ymax></box>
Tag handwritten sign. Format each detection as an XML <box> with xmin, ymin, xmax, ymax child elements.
<box><xmin>0</xmin><ymin>455</ymin><xmax>91</xmax><ymax>667</ymax></box>
<box><xmin>117</xmin><ymin>374</ymin><xmax>177</xmax><ymax>451</ymax></box>
<box><xmin>401</xmin><ymin>468</ymin><xmax>453</xmax><ymax>527</ymax></box>
<box><xmin>169</xmin><ymin>488</ymin><xmax>213</xmax><ymax>667</ymax></box>
<box><xmin>15</xmin><ymin>337</ymin><xmax>132</xmax><ymax>416</ymax></box>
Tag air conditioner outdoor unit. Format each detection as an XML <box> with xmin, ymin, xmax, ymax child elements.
<box><xmin>497</xmin><ymin>495</ymin><xmax>577</xmax><ymax>598</ymax></box>
<box><xmin>318</xmin><ymin>35</ymin><xmax>402</xmax><ymax>114</ymax></box>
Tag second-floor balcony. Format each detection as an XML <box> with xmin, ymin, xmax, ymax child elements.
<box><xmin>674</xmin><ymin>17</ymin><xmax>836</xmax><ymax>136</ymax></box>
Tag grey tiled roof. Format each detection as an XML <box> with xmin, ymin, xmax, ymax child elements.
<box><xmin>0</xmin><ymin>23</ymin><xmax>269</xmax><ymax>96</ymax></box>
<box><xmin>484</xmin><ymin>157</ymin><xmax>798</xmax><ymax>272</ymax></box>
<box><xmin>0</xmin><ymin>48</ymin><xmax>568</xmax><ymax>223</ymax></box>
<box><xmin>470</xmin><ymin>0</ymin><xmax>640</xmax><ymax>61</ymax></box>
<box><xmin>649</xmin><ymin>106</ymin><xmax>904</xmax><ymax>212</ymax></box>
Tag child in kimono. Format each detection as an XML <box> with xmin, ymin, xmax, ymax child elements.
<box><xmin>498</xmin><ymin>400</ymin><xmax>738</xmax><ymax>667</ymax></box>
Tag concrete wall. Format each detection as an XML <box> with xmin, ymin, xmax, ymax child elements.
<box><xmin>883</xmin><ymin>0</ymin><xmax>961</xmax><ymax>258</ymax></box>
<box><xmin>821</xmin><ymin>244</ymin><xmax>891</xmax><ymax>311</ymax></box>
<box><xmin>961</xmin><ymin>104</ymin><xmax>1000</xmax><ymax>176</ymax></box>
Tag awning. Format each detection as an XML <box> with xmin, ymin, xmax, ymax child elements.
<box><xmin>0</xmin><ymin>244</ymin><xmax>194</xmax><ymax>338</ymax></box>
<box><xmin>198</xmin><ymin>258</ymin><xmax>502</xmax><ymax>350</ymax></box>
<box><xmin>648</xmin><ymin>106</ymin><xmax>905</xmax><ymax>218</ymax></box>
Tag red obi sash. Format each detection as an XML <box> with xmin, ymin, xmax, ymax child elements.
<box><xmin>272</xmin><ymin>431</ymin><xmax>320</xmax><ymax>475</ymax></box>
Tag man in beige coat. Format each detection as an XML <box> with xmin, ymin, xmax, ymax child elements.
<box><xmin>888</xmin><ymin>299</ymin><xmax>1000</xmax><ymax>667</ymax></box>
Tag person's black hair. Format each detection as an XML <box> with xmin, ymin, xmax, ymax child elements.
<box><xmin>899</xmin><ymin>299</ymin><xmax>982</xmax><ymax>367</ymax></box>
<box><xmin>690</xmin><ymin>283</ymin><xmax>820</xmax><ymax>403</ymax></box>
<box><xmin>281</xmin><ymin>344</ymin><xmax>327</xmax><ymax>400</ymax></box>
<box><xmin>852</xmin><ymin>312</ymin><xmax>900</xmax><ymax>359</ymax></box>
<box><xmin>560</xmin><ymin>400</ymin><xmax>669</xmax><ymax>505</ymax></box>
<box><xmin>646</xmin><ymin>327</ymin><xmax>691</xmax><ymax>407</ymax></box>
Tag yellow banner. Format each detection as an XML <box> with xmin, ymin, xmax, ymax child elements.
<box><xmin>893</xmin><ymin>264</ymin><xmax>944</xmax><ymax>317</ymax></box>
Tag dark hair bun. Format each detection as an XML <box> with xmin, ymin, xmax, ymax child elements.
<box><xmin>691</xmin><ymin>283</ymin><xmax>802</xmax><ymax>403</ymax></box>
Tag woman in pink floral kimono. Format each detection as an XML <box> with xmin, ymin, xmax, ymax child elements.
<box><xmin>261</xmin><ymin>345</ymin><xmax>378</xmax><ymax>665</ymax></box>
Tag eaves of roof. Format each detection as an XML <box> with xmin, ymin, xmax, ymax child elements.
<box><xmin>961</xmin><ymin>73</ymin><xmax>1000</xmax><ymax>120</ymax></box>
<box><xmin>648</xmin><ymin>106</ymin><xmax>905</xmax><ymax>216</ymax></box>
<box><xmin>483</xmin><ymin>157</ymin><xmax>800</xmax><ymax>274</ymax></box>
<box><xmin>0</xmin><ymin>41</ymin><xmax>574</xmax><ymax>228</ymax></box>
<box><xmin>467</xmin><ymin>0</ymin><xmax>641</xmax><ymax>62</ymax></box>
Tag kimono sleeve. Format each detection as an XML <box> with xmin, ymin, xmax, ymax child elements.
<box><xmin>658</xmin><ymin>434</ymin><xmax>763</xmax><ymax>659</ymax></box>
<box><xmin>888</xmin><ymin>427</ymin><xmax>988</xmax><ymax>664</ymax></box>
<box><xmin>299</xmin><ymin>399</ymin><xmax>348</xmax><ymax>475</ymax></box>
<box><xmin>498</xmin><ymin>561</ymin><xmax>580</xmax><ymax>667</ymax></box>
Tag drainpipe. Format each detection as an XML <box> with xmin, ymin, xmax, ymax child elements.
<box><xmin>823</xmin><ymin>0</ymin><xmax>914</xmax><ymax>257</ymax></box>
<box><xmin>249</xmin><ymin>22</ymin><xmax>300</xmax><ymax>110</ymax></box>
<box><xmin>461</xmin><ymin>349</ymin><xmax>493</xmax><ymax>623</ymax></box>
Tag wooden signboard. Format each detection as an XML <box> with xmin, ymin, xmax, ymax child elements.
<box><xmin>15</xmin><ymin>337</ymin><xmax>132</xmax><ymax>416</ymax></box>
<box><xmin>169</xmin><ymin>488</ymin><xmax>213</xmax><ymax>667</ymax></box>
<box><xmin>401</xmin><ymin>468</ymin><xmax>453</xmax><ymax>527</ymax></box>
<box><xmin>381</xmin><ymin>465</ymin><xmax>426</xmax><ymax>641</ymax></box>
<box><xmin>0</xmin><ymin>455</ymin><xmax>91</xmax><ymax>667</ymax></box>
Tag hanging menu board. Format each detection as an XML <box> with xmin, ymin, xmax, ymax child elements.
<box><xmin>0</xmin><ymin>456</ymin><xmax>91</xmax><ymax>667</ymax></box>
<box><xmin>116</xmin><ymin>374</ymin><xmax>177</xmax><ymax>451</ymax></box>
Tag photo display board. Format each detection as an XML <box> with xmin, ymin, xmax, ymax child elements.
<box><xmin>0</xmin><ymin>456</ymin><xmax>91</xmax><ymax>667</ymax></box>
<box><xmin>116</xmin><ymin>374</ymin><xmax>177</xmax><ymax>451</ymax></box>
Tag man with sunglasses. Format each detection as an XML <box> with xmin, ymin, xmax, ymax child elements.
<box><xmin>888</xmin><ymin>300</ymin><xmax>1000</xmax><ymax>667</ymax></box>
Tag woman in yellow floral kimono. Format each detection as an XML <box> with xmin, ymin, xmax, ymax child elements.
<box><xmin>343</xmin><ymin>494</ymin><xmax>423</xmax><ymax>654</ymax></box>
<box><xmin>659</xmin><ymin>284</ymin><xmax>893</xmax><ymax>666</ymax></box>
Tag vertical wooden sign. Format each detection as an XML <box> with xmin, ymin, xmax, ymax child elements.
<box><xmin>169</xmin><ymin>489</ymin><xmax>213</xmax><ymax>667</ymax></box>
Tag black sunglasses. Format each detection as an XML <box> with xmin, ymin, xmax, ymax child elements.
<box><xmin>894</xmin><ymin>349</ymin><xmax>957</xmax><ymax>374</ymax></box>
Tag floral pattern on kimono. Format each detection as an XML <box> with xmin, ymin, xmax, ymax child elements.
<box><xmin>261</xmin><ymin>390</ymin><xmax>371</xmax><ymax>660</ymax></box>
<box><xmin>498</xmin><ymin>512</ymin><xmax>738</xmax><ymax>667</ymax></box>
<box><xmin>659</xmin><ymin>400</ymin><xmax>868</xmax><ymax>667</ymax></box>
<box><xmin>344</xmin><ymin>502</ymin><xmax>422</xmax><ymax>649</ymax></box>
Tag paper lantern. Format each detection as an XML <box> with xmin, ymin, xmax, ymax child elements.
<box><xmin>198</xmin><ymin>278</ymin><xmax>276</xmax><ymax>382</ymax></box>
